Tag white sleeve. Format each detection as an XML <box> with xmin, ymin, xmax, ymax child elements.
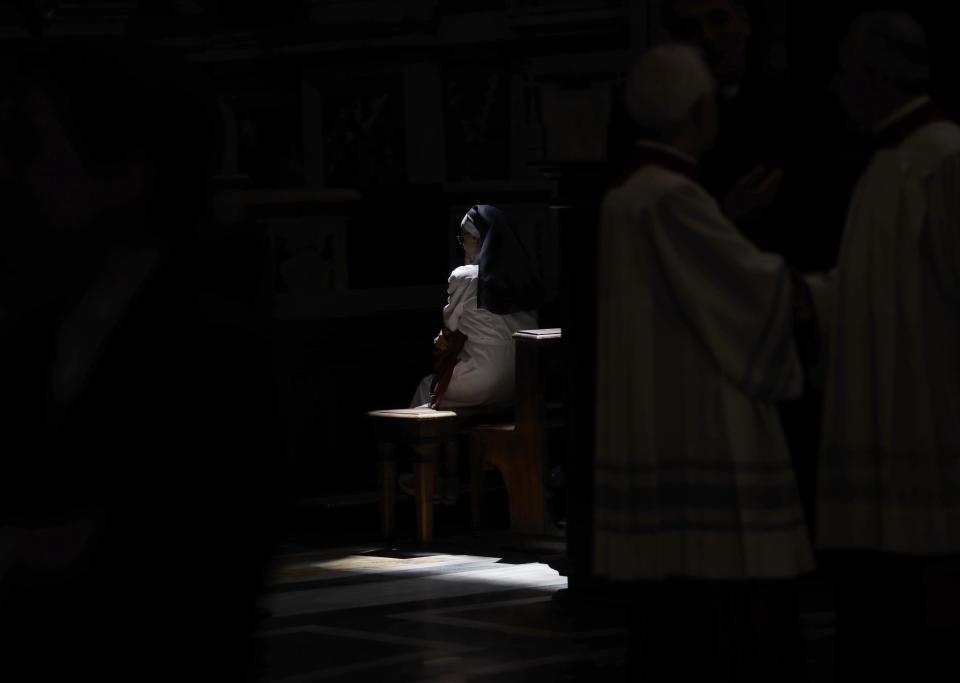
<box><xmin>652</xmin><ymin>183</ymin><xmax>804</xmax><ymax>401</ymax></box>
<box><xmin>923</xmin><ymin>152</ymin><xmax>960</xmax><ymax>301</ymax></box>
<box><xmin>442</xmin><ymin>268</ymin><xmax>474</xmax><ymax>332</ymax></box>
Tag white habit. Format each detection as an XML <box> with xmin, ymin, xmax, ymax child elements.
<box><xmin>593</xmin><ymin>146</ymin><xmax>814</xmax><ymax>581</ymax></box>
<box><xmin>411</xmin><ymin>264</ymin><xmax>537</xmax><ymax>409</ymax></box>
<box><xmin>808</xmin><ymin>98</ymin><xmax>960</xmax><ymax>554</ymax></box>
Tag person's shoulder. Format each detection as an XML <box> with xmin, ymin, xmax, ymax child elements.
<box><xmin>656</xmin><ymin>176</ymin><xmax>720</xmax><ymax>219</ymax></box>
<box><xmin>449</xmin><ymin>264</ymin><xmax>479</xmax><ymax>281</ymax></box>
<box><xmin>927</xmin><ymin>120</ymin><xmax>960</xmax><ymax>155</ymax></box>
<box><xmin>902</xmin><ymin>119</ymin><xmax>960</xmax><ymax>169</ymax></box>
<box><xmin>603</xmin><ymin>172</ymin><xmax>717</xmax><ymax>232</ymax></box>
<box><xmin>448</xmin><ymin>265</ymin><xmax>479</xmax><ymax>293</ymax></box>
<box><xmin>609</xmin><ymin>165</ymin><xmax>703</xmax><ymax>204</ymax></box>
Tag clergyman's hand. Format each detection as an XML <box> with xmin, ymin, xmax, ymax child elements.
<box><xmin>724</xmin><ymin>165</ymin><xmax>784</xmax><ymax>223</ymax></box>
<box><xmin>433</xmin><ymin>330</ymin><xmax>449</xmax><ymax>353</ymax></box>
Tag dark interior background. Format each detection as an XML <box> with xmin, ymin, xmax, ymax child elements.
<box><xmin>0</xmin><ymin>1</ymin><xmax>954</xmax><ymax>541</ymax></box>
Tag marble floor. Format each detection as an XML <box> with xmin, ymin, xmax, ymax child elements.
<box><xmin>255</xmin><ymin>535</ymin><xmax>627</xmax><ymax>682</ymax></box>
<box><xmin>255</xmin><ymin>491</ymin><xmax>840</xmax><ymax>682</ymax></box>
<box><xmin>255</xmin><ymin>536</ymin><xmax>842</xmax><ymax>681</ymax></box>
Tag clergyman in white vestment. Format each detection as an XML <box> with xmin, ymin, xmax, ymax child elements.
<box><xmin>593</xmin><ymin>43</ymin><xmax>814</xmax><ymax>682</ymax></box>
<box><xmin>804</xmin><ymin>12</ymin><xmax>960</xmax><ymax>681</ymax></box>
<box><xmin>809</xmin><ymin>16</ymin><xmax>960</xmax><ymax>559</ymax></box>
<box><xmin>594</xmin><ymin>50</ymin><xmax>813</xmax><ymax>585</ymax></box>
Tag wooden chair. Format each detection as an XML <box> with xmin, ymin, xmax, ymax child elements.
<box><xmin>468</xmin><ymin>328</ymin><xmax>562</xmax><ymax>535</ymax></box>
<box><xmin>367</xmin><ymin>328</ymin><xmax>561</xmax><ymax>542</ymax></box>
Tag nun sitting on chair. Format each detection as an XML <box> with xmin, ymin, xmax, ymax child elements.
<box><xmin>405</xmin><ymin>205</ymin><xmax>544</xmax><ymax>503</ymax></box>
<box><xmin>411</xmin><ymin>205</ymin><xmax>543</xmax><ymax>410</ymax></box>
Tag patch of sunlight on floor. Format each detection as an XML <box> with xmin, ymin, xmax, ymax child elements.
<box><xmin>272</xmin><ymin>554</ymin><xmax>505</xmax><ymax>583</ymax></box>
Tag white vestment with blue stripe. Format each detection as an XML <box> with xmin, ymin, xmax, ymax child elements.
<box><xmin>593</xmin><ymin>159</ymin><xmax>815</xmax><ymax>580</ymax></box>
<box><xmin>808</xmin><ymin>115</ymin><xmax>960</xmax><ymax>556</ymax></box>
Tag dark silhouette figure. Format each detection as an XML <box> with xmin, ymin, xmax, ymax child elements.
<box><xmin>0</xmin><ymin>38</ymin><xmax>282</xmax><ymax>681</ymax></box>
<box><xmin>811</xmin><ymin>11</ymin><xmax>960</xmax><ymax>682</ymax></box>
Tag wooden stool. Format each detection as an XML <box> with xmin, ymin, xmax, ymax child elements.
<box><xmin>365</xmin><ymin>408</ymin><xmax>460</xmax><ymax>543</ymax></box>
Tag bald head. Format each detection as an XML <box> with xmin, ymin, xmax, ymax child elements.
<box><xmin>847</xmin><ymin>11</ymin><xmax>930</xmax><ymax>95</ymax></box>
<box><xmin>625</xmin><ymin>43</ymin><xmax>716</xmax><ymax>133</ymax></box>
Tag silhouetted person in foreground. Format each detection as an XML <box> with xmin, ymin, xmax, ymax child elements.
<box><xmin>802</xmin><ymin>12</ymin><xmax>960</xmax><ymax>680</ymax></box>
<box><xmin>594</xmin><ymin>44</ymin><xmax>812</xmax><ymax>683</ymax></box>
<box><xmin>0</xmin><ymin>39</ymin><xmax>282</xmax><ymax>681</ymax></box>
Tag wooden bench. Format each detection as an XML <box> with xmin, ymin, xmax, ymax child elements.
<box><xmin>468</xmin><ymin>329</ymin><xmax>562</xmax><ymax>535</ymax></box>
<box><xmin>366</xmin><ymin>328</ymin><xmax>562</xmax><ymax>542</ymax></box>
